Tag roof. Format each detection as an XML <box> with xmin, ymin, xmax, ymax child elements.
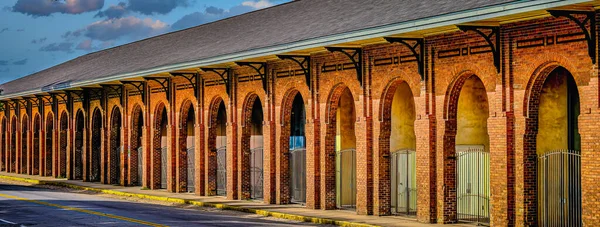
<box><xmin>0</xmin><ymin>0</ymin><xmax>576</xmax><ymax>98</ymax></box>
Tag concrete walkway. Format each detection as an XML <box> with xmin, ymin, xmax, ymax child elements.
<box><xmin>0</xmin><ymin>172</ymin><xmax>437</xmax><ymax>227</ymax></box>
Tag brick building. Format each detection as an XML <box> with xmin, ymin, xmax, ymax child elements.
<box><xmin>0</xmin><ymin>0</ymin><xmax>599</xmax><ymax>226</ymax></box>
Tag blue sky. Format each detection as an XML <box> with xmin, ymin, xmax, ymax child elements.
<box><xmin>0</xmin><ymin>0</ymin><xmax>288</xmax><ymax>84</ymax></box>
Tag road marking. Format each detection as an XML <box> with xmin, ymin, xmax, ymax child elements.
<box><xmin>0</xmin><ymin>218</ymin><xmax>16</xmax><ymax>224</ymax></box>
<box><xmin>0</xmin><ymin>193</ymin><xmax>167</xmax><ymax>227</ymax></box>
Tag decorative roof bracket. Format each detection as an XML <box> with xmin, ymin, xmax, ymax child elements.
<box><xmin>121</xmin><ymin>81</ymin><xmax>147</xmax><ymax>105</ymax></box>
<box><xmin>277</xmin><ymin>55</ymin><xmax>311</xmax><ymax>90</ymax></box>
<box><xmin>170</xmin><ymin>72</ymin><xmax>200</xmax><ymax>98</ymax></box>
<box><xmin>235</xmin><ymin>62</ymin><xmax>268</xmax><ymax>94</ymax></box>
<box><xmin>201</xmin><ymin>68</ymin><xmax>231</xmax><ymax>96</ymax></box>
<box><xmin>457</xmin><ymin>25</ymin><xmax>500</xmax><ymax>72</ymax></box>
<box><xmin>384</xmin><ymin>37</ymin><xmax>425</xmax><ymax>80</ymax></box>
<box><xmin>326</xmin><ymin>47</ymin><xmax>363</xmax><ymax>87</ymax></box>
<box><xmin>548</xmin><ymin>10</ymin><xmax>596</xmax><ymax>64</ymax></box>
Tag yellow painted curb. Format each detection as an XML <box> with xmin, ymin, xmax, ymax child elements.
<box><xmin>0</xmin><ymin>174</ymin><xmax>378</xmax><ymax>227</ymax></box>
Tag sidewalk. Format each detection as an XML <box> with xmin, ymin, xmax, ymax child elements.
<box><xmin>0</xmin><ymin>172</ymin><xmax>436</xmax><ymax>227</ymax></box>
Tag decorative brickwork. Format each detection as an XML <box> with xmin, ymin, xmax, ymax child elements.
<box><xmin>177</xmin><ymin>100</ymin><xmax>194</xmax><ymax>192</ymax></box>
<box><xmin>59</xmin><ymin>112</ymin><xmax>68</xmax><ymax>178</ymax></box>
<box><xmin>129</xmin><ymin>105</ymin><xmax>143</xmax><ymax>186</ymax></box>
<box><xmin>239</xmin><ymin>93</ymin><xmax>260</xmax><ymax>200</ymax></box>
<box><xmin>109</xmin><ymin>107</ymin><xmax>122</xmax><ymax>185</ymax></box>
<box><xmin>44</xmin><ymin>113</ymin><xmax>53</xmax><ymax>177</ymax></box>
<box><xmin>152</xmin><ymin>103</ymin><xmax>167</xmax><ymax>190</ymax></box>
<box><xmin>206</xmin><ymin>97</ymin><xmax>223</xmax><ymax>196</ymax></box>
<box><xmin>278</xmin><ymin>89</ymin><xmax>301</xmax><ymax>204</ymax></box>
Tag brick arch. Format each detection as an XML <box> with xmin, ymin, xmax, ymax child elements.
<box><xmin>521</xmin><ymin>63</ymin><xmax>579</xmax><ymax>226</ymax></box>
<box><xmin>9</xmin><ymin>116</ymin><xmax>17</xmax><ymax>173</ymax></box>
<box><xmin>58</xmin><ymin>111</ymin><xmax>68</xmax><ymax>178</ymax></box>
<box><xmin>44</xmin><ymin>112</ymin><xmax>53</xmax><ymax>176</ymax></box>
<box><xmin>109</xmin><ymin>106</ymin><xmax>122</xmax><ymax>185</ymax></box>
<box><xmin>1</xmin><ymin>116</ymin><xmax>5</xmax><ymax>172</ymax></box>
<box><xmin>441</xmin><ymin>71</ymin><xmax>490</xmax><ymax>223</ymax></box>
<box><xmin>90</xmin><ymin>108</ymin><xmax>103</xmax><ymax>182</ymax></box>
<box><xmin>206</xmin><ymin>96</ymin><xmax>225</xmax><ymax>196</ymax></box>
<box><xmin>177</xmin><ymin>99</ymin><xmax>195</xmax><ymax>192</ymax></box>
<box><xmin>72</xmin><ymin>110</ymin><xmax>84</xmax><ymax>180</ymax></box>
<box><xmin>377</xmin><ymin>78</ymin><xmax>416</xmax><ymax>215</ymax></box>
<box><xmin>20</xmin><ymin>114</ymin><xmax>29</xmax><ymax>174</ymax></box>
<box><xmin>32</xmin><ymin>114</ymin><xmax>40</xmax><ymax>175</ymax></box>
<box><xmin>130</xmin><ymin>104</ymin><xmax>143</xmax><ymax>186</ymax></box>
<box><xmin>239</xmin><ymin>93</ymin><xmax>263</xmax><ymax>199</ymax></box>
<box><xmin>323</xmin><ymin>82</ymin><xmax>356</xmax><ymax>210</ymax></box>
<box><xmin>278</xmin><ymin>88</ymin><xmax>303</xmax><ymax>204</ymax></box>
<box><xmin>152</xmin><ymin>102</ymin><xmax>168</xmax><ymax>189</ymax></box>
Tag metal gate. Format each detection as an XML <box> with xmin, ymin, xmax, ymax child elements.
<box><xmin>216</xmin><ymin>146</ymin><xmax>227</xmax><ymax>196</ymax></box>
<box><xmin>250</xmin><ymin>147</ymin><xmax>263</xmax><ymax>199</ymax></box>
<box><xmin>538</xmin><ymin>150</ymin><xmax>581</xmax><ymax>227</ymax></box>
<box><xmin>391</xmin><ymin>149</ymin><xmax>417</xmax><ymax>215</ymax></box>
<box><xmin>336</xmin><ymin>148</ymin><xmax>356</xmax><ymax>209</ymax></box>
<box><xmin>289</xmin><ymin>136</ymin><xmax>306</xmax><ymax>204</ymax></box>
<box><xmin>456</xmin><ymin>146</ymin><xmax>490</xmax><ymax>225</ymax></box>
<box><xmin>187</xmin><ymin>146</ymin><xmax>195</xmax><ymax>193</ymax></box>
<box><xmin>137</xmin><ymin>146</ymin><xmax>143</xmax><ymax>186</ymax></box>
<box><xmin>160</xmin><ymin>147</ymin><xmax>167</xmax><ymax>189</ymax></box>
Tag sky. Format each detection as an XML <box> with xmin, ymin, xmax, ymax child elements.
<box><xmin>0</xmin><ymin>0</ymin><xmax>289</xmax><ymax>84</ymax></box>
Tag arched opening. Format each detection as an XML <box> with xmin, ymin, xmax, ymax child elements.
<box><xmin>110</xmin><ymin>107</ymin><xmax>122</xmax><ymax>185</ymax></box>
<box><xmin>90</xmin><ymin>109</ymin><xmax>102</xmax><ymax>182</ymax></box>
<box><xmin>10</xmin><ymin>116</ymin><xmax>17</xmax><ymax>173</ymax></box>
<box><xmin>288</xmin><ymin>93</ymin><xmax>306</xmax><ymax>204</ymax></box>
<box><xmin>535</xmin><ymin>67</ymin><xmax>581</xmax><ymax>226</ymax></box>
<box><xmin>452</xmin><ymin>75</ymin><xmax>490</xmax><ymax>224</ymax></box>
<box><xmin>215</xmin><ymin>102</ymin><xmax>227</xmax><ymax>196</ymax></box>
<box><xmin>153</xmin><ymin>105</ymin><xmax>168</xmax><ymax>189</ymax></box>
<box><xmin>385</xmin><ymin>82</ymin><xmax>417</xmax><ymax>215</ymax></box>
<box><xmin>179</xmin><ymin>102</ymin><xmax>195</xmax><ymax>193</ymax></box>
<box><xmin>1</xmin><ymin>117</ymin><xmax>6</xmax><ymax>172</ymax></box>
<box><xmin>73</xmin><ymin>111</ymin><xmax>84</xmax><ymax>180</ymax></box>
<box><xmin>44</xmin><ymin>114</ymin><xmax>53</xmax><ymax>177</ymax></box>
<box><xmin>59</xmin><ymin>112</ymin><xmax>68</xmax><ymax>178</ymax></box>
<box><xmin>21</xmin><ymin>115</ymin><xmax>29</xmax><ymax>174</ymax></box>
<box><xmin>241</xmin><ymin>95</ymin><xmax>264</xmax><ymax>200</ymax></box>
<box><xmin>33</xmin><ymin>115</ymin><xmax>40</xmax><ymax>175</ymax></box>
<box><xmin>335</xmin><ymin>87</ymin><xmax>357</xmax><ymax>209</ymax></box>
<box><xmin>130</xmin><ymin>106</ymin><xmax>143</xmax><ymax>186</ymax></box>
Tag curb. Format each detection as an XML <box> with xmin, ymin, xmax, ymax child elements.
<box><xmin>0</xmin><ymin>174</ymin><xmax>378</xmax><ymax>227</ymax></box>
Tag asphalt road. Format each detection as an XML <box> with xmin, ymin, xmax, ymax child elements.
<box><xmin>0</xmin><ymin>183</ymin><xmax>322</xmax><ymax>227</ymax></box>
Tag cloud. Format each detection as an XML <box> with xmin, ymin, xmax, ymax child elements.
<box><xmin>83</xmin><ymin>16</ymin><xmax>168</xmax><ymax>41</ymax></box>
<box><xmin>31</xmin><ymin>37</ymin><xmax>48</xmax><ymax>44</ymax></box>
<box><xmin>95</xmin><ymin>2</ymin><xmax>127</xmax><ymax>19</ymax></box>
<box><xmin>12</xmin><ymin>0</ymin><xmax>104</xmax><ymax>17</ymax></box>
<box><xmin>0</xmin><ymin>68</ymin><xmax>9</xmax><ymax>73</ymax></box>
<box><xmin>13</xmin><ymin>59</ymin><xmax>28</xmax><ymax>65</ymax></box>
<box><xmin>0</xmin><ymin>60</ymin><xmax>8</xmax><ymax>66</ymax></box>
<box><xmin>127</xmin><ymin>0</ymin><xmax>189</xmax><ymax>15</ymax></box>
<box><xmin>2</xmin><ymin>6</ymin><xmax>11</xmax><ymax>12</ymax></box>
<box><xmin>16</xmin><ymin>29</ymin><xmax>25</xmax><ymax>32</ymax></box>
<box><xmin>76</xmin><ymin>39</ymin><xmax>93</xmax><ymax>51</ymax></box>
<box><xmin>40</xmin><ymin>42</ymin><xmax>74</xmax><ymax>53</ymax></box>
<box><xmin>172</xmin><ymin>1</ymin><xmax>274</xmax><ymax>31</ymax></box>
<box><xmin>0</xmin><ymin>28</ymin><xmax>8</xmax><ymax>34</ymax></box>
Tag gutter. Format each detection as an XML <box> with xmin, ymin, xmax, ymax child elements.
<box><xmin>0</xmin><ymin>0</ymin><xmax>592</xmax><ymax>100</ymax></box>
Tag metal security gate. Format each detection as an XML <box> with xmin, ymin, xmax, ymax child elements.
<box><xmin>336</xmin><ymin>148</ymin><xmax>356</xmax><ymax>209</ymax></box>
<box><xmin>538</xmin><ymin>150</ymin><xmax>581</xmax><ymax>227</ymax></box>
<box><xmin>250</xmin><ymin>147</ymin><xmax>263</xmax><ymax>199</ymax></box>
<box><xmin>216</xmin><ymin>146</ymin><xmax>227</xmax><ymax>196</ymax></box>
<box><xmin>137</xmin><ymin>146</ymin><xmax>143</xmax><ymax>186</ymax></box>
<box><xmin>391</xmin><ymin>150</ymin><xmax>417</xmax><ymax>215</ymax></box>
<box><xmin>160</xmin><ymin>147</ymin><xmax>167</xmax><ymax>189</ymax></box>
<box><xmin>456</xmin><ymin>146</ymin><xmax>490</xmax><ymax>225</ymax></box>
<box><xmin>187</xmin><ymin>146</ymin><xmax>195</xmax><ymax>193</ymax></box>
<box><xmin>289</xmin><ymin>136</ymin><xmax>306</xmax><ymax>204</ymax></box>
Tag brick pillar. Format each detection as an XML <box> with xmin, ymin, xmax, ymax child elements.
<box><xmin>488</xmin><ymin>112</ymin><xmax>509</xmax><ymax>227</ymax></box>
<box><xmin>67</xmin><ymin>119</ymin><xmax>74</xmax><ymax>179</ymax></box>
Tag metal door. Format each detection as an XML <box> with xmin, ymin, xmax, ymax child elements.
<box><xmin>160</xmin><ymin>147</ymin><xmax>167</xmax><ymax>189</ymax></box>
<box><xmin>336</xmin><ymin>148</ymin><xmax>356</xmax><ymax>209</ymax></box>
<box><xmin>187</xmin><ymin>146</ymin><xmax>195</xmax><ymax>192</ymax></box>
<box><xmin>391</xmin><ymin>149</ymin><xmax>417</xmax><ymax>215</ymax></box>
<box><xmin>538</xmin><ymin>150</ymin><xmax>581</xmax><ymax>227</ymax></box>
<box><xmin>137</xmin><ymin>146</ymin><xmax>143</xmax><ymax>186</ymax></box>
<box><xmin>250</xmin><ymin>147</ymin><xmax>263</xmax><ymax>199</ymax></box>
<box><xmin>216</xmin><ymin>146</ymin><xmax>227</xmax><ymax>196</ymax></box>
<box><xmin>456</xmin><ymin>146</ymin><xmax>490</xmax><ymax>225</ymax></box>
<box><xmin>289</xmin><ymin>136</ymin><xmax>306</xmax><ymax>204</ymax></box>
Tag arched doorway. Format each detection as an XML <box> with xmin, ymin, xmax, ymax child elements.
<box><xmin>130</xmin><ymin>106</ymin><xmax>143</xmax><ymax>186</ymax></box>
<box><xmin>241</xmin><ymin>95</ymin><xmax>264</xmax><ymax>200</ymax></box>
<box><xmin>110</xmin><ymin>107</ymin><xmax>122</xmax><ymax>185</ymax></box>
<box><xmin>153</xmin><ymin>105</ymin><xmax>168</xmax><ymax>189</ymax></box>
<box><xmin>33</xmin><ymin>115</ymin><xmax>40</xmax><ymax>175</ymax></box>
<box><xmin>59</xmin><ymin>112</ymin><xmax>68</xmax><ymax>178</ymax></box>
<box><xmin>325</xmin><ymin>86</ymin><xmax>357</xmax><ymax>210</ymax></box>
<box><xmin>1</xmin><ymin>117</ymin><xmax>5</xmax><ymax>172</ymax></box>
<box><xmin>73</xmin><ymin>111</ymin><xmax>84</xmax><ymax>180</ymax></box>
<box><xmin>179</xmin><ymin>102</ymin><xmax>195</xmax><ymax>193</ymax></box>
<box><xmin>288</xmin><ymin>93</ymin><xmax>306</xmax><ymax>204</ymax></box>
<box><xmin>21</xmin><ymin>115</ymin><xmax>29</xmax><ymax>174</ymax></box>
<box><xmin>44</xmin><ymin>113</ymin><xmax>53</xmax><ymax>177</ymax></box>
<box><xmin>449</xmin><ymin>75</ymin><xmax>490</xmax><ymax>224</ymax></box>
<box><xmin>10</xmin><ymin>116</ymin><xmax>17</xmax><ymax>173</ymax></box>
<box><xmin>207</xmin><ymin>99</ymin><xmax>227</xmax><ymax>196</ymax></box>
<box><xmin>381</xmin><ymin>81</ymin><xmax>417</xmax><ymax>215</ymax></box>
<box><xmin>90</xmin><ymin>109</ymin><xmax>102</xmax><ymax>182</ymax></box>
<box><xmin>532</xmin><ymin>67</ymin><xmax>581</xmax><ymax>226</ymax></box>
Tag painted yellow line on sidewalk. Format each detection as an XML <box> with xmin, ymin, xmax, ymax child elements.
<box><xmin>0</xmin><ymin>192</ymin><xmax>168</xmax><ymax>227</ymax></box>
